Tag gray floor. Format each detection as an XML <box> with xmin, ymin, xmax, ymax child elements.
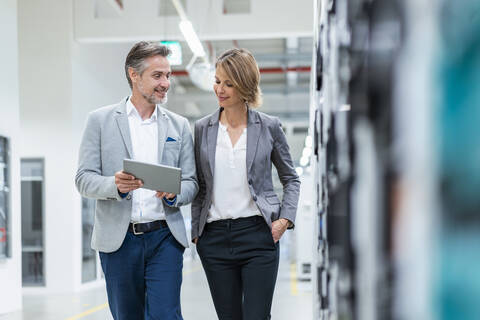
<box><xmin>1</xmin><ymin>254</ymin><xmax>312</xmax><ymax>320</ymax></box>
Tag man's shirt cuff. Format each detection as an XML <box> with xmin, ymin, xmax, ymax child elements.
<box><xmin>163</xmin><ymin>196</ymin><xmax>177</xmax><ymax>206</ymax></box>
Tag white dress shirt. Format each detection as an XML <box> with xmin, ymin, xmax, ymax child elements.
<box><xmin>126</xmin><ymin>98</ymin><xmax>165</xmax><ymax>222</ymax></box>
<box><xmin>207</xmin><ymin>122</ymin><xmax>261</xmax><ymax>222</ymax></box>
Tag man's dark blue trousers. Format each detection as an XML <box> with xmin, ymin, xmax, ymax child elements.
<box><xmin>100</xmin><ymin>225</ymin><xmax>184</xmax><ymax>320</ymax></box>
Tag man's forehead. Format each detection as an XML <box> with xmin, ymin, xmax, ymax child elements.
<box><xmin>145</xmin><ymin>55</ymin><xmax>171</xmax><ymax>71</ymax></box>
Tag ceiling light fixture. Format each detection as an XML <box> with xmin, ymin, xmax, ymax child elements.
<box><xmin>171</xmin><ymin>0</ymin><xmax>213</xmax><ymax>91</ymax></box>
<box><xmin>171</xmin><ymin>0</ymin><xmax>206</xmax><ymax>57</ymax></box>
<box><xmin>179</xmin><ymin>20</ymin><xmax>206</xmax><ymax>57</ymax></box>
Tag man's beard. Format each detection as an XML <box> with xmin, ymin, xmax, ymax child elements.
<box><xmin>138</xmin><ymin>81</ymin><xmax>168</xmax><ymax>105</ymax></box>
<box><xmin>143</xmin><ymin>91</ymin><xmax>168</xmax><ymax>105</ymax></box>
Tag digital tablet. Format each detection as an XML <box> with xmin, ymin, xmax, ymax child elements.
<box><xmin>123</xmin><ymin>159</ymin><xmax>181</xmax><ymax>194</ymax></box>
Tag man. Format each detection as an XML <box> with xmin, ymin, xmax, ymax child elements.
<box><xmin>75</xmin><ymin>41</ymin><xmax>198</xmax><ymax>320</ymax></box>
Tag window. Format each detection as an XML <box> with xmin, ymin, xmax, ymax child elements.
<box><xmin>223</xmin><ymin>0</ymin><xmax>251</xmax><ymax>14</ymax></box>
<box><xmin>21</xmin><ymin>159</ymin><xmax>45</xmax><ymax>286</ymax></box>
<box><xmin>158</xmin><ymin>0</ymin><xmax>185</xmax><ymax>16</ymax></box>
<box><xmin>0</xmin><ymin>137</ymin><xmax>10</xmax><ymax>259</ymax></box>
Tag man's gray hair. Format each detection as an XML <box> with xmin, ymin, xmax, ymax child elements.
<box><xmin>125</xmin><ymin>41</ymin><xmax>171</xmax><ymax>89</ymax></box>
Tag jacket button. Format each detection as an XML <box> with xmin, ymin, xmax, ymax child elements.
<box><xmin>126</xmin><ymin>195</ymin><xmax>132</xmax><ymax>200</ymax></box>
<box><xmin>253</xmin><ymin>195</ymin><xmax>257</xmax><ymax>201</ymax></box>
<box><xmin>248</xmin><ymin>179</ymin><xmax>252</xmax><ymax>185</ymax></box>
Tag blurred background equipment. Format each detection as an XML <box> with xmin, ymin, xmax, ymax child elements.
<box><xmin>310</xmin><ymin>0</ymin><xmax>412</xmax><ymax>318</ymax></box>
<box><xmin>311</xmin><ymin>0</ymin><xmax>480</xmax><ymax>319</ymax></box>
<box><xmin>436</xmin><ymin>1</ymin><xmax>480</xmax><ymax>319</ymax></box>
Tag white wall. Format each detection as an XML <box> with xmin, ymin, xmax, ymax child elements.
<box><xmin>0</xmin><ymin>0</ymin><xmax>22</xmax><ymax>313</ymax></box>
<box><xmin>71</xmin><ymin>42</ymin><xmax>132</xmax><ymax>141</ymax></box>
<box><xmin>18</xmin><ymin>0</ymin><xmax>81</xmax><ymax>293</ymax></box>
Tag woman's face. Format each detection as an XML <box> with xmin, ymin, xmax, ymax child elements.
<box><xmin>214</xmin><ymin>67</ymin><xmax>244</xmax><ymax>109</ymax></box>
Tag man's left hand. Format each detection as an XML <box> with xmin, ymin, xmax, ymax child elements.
<box><xmin>271</xmin><ymin>218</ymin><xmax>290</xmax><ymax>243</ymax></box>
<box><xmin>156</xmin><ymin>191</ymin><xmax>176</xmax><ymax>199</ymax></box>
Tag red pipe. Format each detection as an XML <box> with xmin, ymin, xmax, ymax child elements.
<box><xmin>171</xmin><ymin>66</ymin><xmax>311</xmax><ymax>76</ymax></box>
<box><xmin>259</xmin><ymin>66</ymin><xmax>311</xmax><ymax>74</ymax></box>
<box><xmin>172</xmin><ymin>70</ymin><xmax>189</xmax><ymax>76</ymax></box>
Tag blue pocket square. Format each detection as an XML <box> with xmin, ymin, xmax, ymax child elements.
<box><xmin>166</xmin><ymin>137</ymin><xmax>176</xmax><ymax>142</ymax></box>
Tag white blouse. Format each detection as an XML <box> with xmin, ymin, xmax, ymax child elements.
<box><xmin>207</xmin><ymin>123</ymin><xmax>261</xmax><ymax>222</ymax></box>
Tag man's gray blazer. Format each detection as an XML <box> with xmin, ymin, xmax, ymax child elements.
<box><xmin>76</xmin><ymin>97</ymin><xmax>198</xmax><ymax>252</ymax></box>
<box><xmin>191</xmin><ymin>108</ymin><xmax>300</xmax><ymax>241</ymax></box>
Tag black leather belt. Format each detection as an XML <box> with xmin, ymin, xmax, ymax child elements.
<box><xmin>207</xmin><ymin>215</ymin><xmax>264</xmax><ymax>228</ymax></box>
<box><xmin>128</xmin><ymin>220</ymin><xmax>168</xmax><ymax>235</ymax></box>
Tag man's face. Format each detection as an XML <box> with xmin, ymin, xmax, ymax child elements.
<box><xmin>131</xmin><ymin>55</ymin><xmax>171</xmax><ymax>105</ymax></box>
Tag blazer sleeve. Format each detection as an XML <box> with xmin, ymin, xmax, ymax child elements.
<box><xmin>163</xmin><ymin>118</ymin><xmax>199</xmax><ymax>208</ymax></box>
<box><xmin>191</xmin><ymin>121</ymin><xmax>206</xmax><ymax>240</ymax></box>
<box><xmin>271</xmin><ymin>117</ymin><xmax>301</xmax><ymax>227</ymax></box>
<box><xmin>75</xmin><ymin>112</ymin><xmax>121</xmax><ymax>201</ymax></box>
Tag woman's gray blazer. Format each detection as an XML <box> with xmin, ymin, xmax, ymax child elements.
<box><xmin>191</xmin><ymin>108</ymin><xmax>300</xmax><ymax>240</ymax></box>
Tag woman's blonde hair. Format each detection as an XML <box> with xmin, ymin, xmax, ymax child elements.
<box><xmin>215</xmin><ymin>48</ymin><xmax>263</xmax><ymax>108</ymax></box>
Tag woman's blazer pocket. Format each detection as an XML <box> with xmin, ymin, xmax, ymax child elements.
<box><xmin>264</xmin><ymin>192</ymin><xmax>281</xmax><ymax>221</ymax></box>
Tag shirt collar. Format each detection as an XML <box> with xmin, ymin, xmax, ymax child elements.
<box><xmin>126</xmin><ymin>96</ymin><xmax>158</xmax><ymax>121</ymax></box>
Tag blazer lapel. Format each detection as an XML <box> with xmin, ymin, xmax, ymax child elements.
<box><xmin>157</xmin><ymin>107</ymin><xmax>169</xmax><ymax>163</ymax></box>
<box><xmin>246</xmin><ymin>108</ymin><xmax>261</xmax><ymax>174</ymax></box>
<box><xmin>207</xmin><ymin>108</ymin><xmax>221</xmax><ymax>177</ymax></box>
<box><xmin>115</xmin><ymin>99</ymin><xmax>133</xmax><ymax>158</ymax></box>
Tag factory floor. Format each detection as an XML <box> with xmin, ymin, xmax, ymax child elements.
<box><xmin>1</xmin><ymin>243</ymin><xmax>312</xmax><ymax>320</ymax></box>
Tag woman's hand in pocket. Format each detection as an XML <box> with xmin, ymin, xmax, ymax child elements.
<box><xmin>271</xmin><ymin>218</ymin><xmax>290</xmax><ymax>243</ymax></box>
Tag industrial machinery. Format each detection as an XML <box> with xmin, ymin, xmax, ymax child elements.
<box><xmin>311</xmin><ymin>1</ymin><xmax>480</xmax><ymax>319</ymax></box>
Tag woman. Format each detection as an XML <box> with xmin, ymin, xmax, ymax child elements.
<box><xmin>191</xmin><ymin>48</ymin><xmax>300</xmax><ymax>320</ymax></box>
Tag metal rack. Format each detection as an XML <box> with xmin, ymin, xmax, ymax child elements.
<box><xmin>311</xmin><ymin>0</ymin><xmax>404</xmax><ymax>319</ymax></box>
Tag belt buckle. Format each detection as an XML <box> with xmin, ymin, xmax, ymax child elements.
<box><xmin>132</xmin><ymin>222</ymin><xmax>144</xmax><ymax>235</ymax></box>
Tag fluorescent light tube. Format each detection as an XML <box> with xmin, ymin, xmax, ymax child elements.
<box><xmin>179</xmin><ymin>20</ymin><xmax>206</xmax><ymax>57</ymax></box>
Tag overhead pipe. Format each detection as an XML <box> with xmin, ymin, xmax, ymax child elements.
<box><xmin>171</xmin><ymin>66</ymin><xmax>311</xmax><ymax>76</ymax></box>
